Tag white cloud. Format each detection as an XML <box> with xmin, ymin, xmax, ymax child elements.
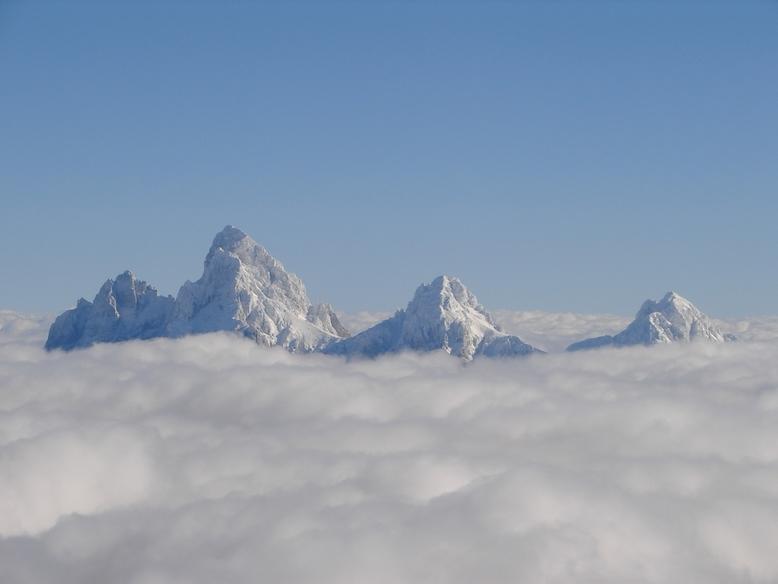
<box><xmin>715</xmin><ymin>315</ymin><xmax>778</xmax><ymax>344</ymax></box>
<box><xmin>0</xmin><ymin>310</ymin><xmax>50</xmax><ymax>346</ymax></box>
<box><xmin>2</xmin><ymin>321</ymin><xmax>778</xmax><ymax>582</ymax></box>
<box><xmin>491</xmin><ymin>309</ymin><xmax>631</xmax><ymax>352</ymax></box>
<box><xmin>0</xmin><ymin>424</ymin><xmax>159</xmax><ymax>536</ymax></box>
<box><xmin>336</xmin><ymin>310</ymin><xmax>392</xmax><ymax>335</ymax></box>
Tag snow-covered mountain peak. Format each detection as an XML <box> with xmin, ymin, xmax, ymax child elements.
<box><xmin>210</xmin><ymin>224</ymin><xmax>248</xmax><ymax>250</ymax></box>
<box><xmin>638</xmin><ymin>291</ymin><xmax>694</xmax><ymax>317</ymax></box>
<box><xmin>405</xmin><ymin>275</ymin><xmax>500</xmax><ymax>337</ymax></box>
<box><xmin>325</xmin><ymin>275</ymin><xmax>538</xmax><ymax>360</ymax></box>
<box><xmin>426</xmin><ymin>274</ymin><xmax>467</xmax><ymax>296</ymax></box>
<box><xmin>662</xmin><ymin>291</ymin><xmax>684</xmax><ymax>303</ymax></box>
<box><xmin>206</xmin><ymin>225</ymin><xmax>282</xmax><ymax>273</ymax></box>
<box><xmin>193</xmin><ymin>225</ymin><xmax>310</xmax><ymax>318</ymax></box>
<box><xmin>170</xmin><ymin>227</ymin><xmax>347</xmax><ymax>350</ymax></box>
<box><xmin>417</xmin><ymin>275</ymin><xmax>487</xmax><ymax>311</ymax></box>
<box><xmin>567</xmin><ymin>291</ymin><xmax>726</xmax><ymax>351</ymax></box>
<box><xmin>634</xmin><ymin>291</ymin><xmax>722</xmax><ymax>341</ymax></box>
<box><xmin>47</xmin><ymin>227</ymin><xmax>348</xmax><ymax>352</ymax></box>
<box><xmin>45</xmin><ymin>272</ymin><xmax>174</xmax><ymax>350</ymax></box>
<box><xmin>98</xmin><ymin>271</ymin><xmax>150</xmax><ymax>309</ymax></box>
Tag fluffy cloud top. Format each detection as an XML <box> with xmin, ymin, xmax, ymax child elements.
<box><xmin>492</xmin><ymin>309</ymin><xmax>631</xmax><ymax>352</ymax></box>
<box><xmin>2</xmin><ymin>313</ymin><xmax>778</xmax><ymax>583</ymax></box>
<box><xmin>0</xmin><ymin>311</ymin><xmax>51</xmax><ymax>347</ymax></box>
<box><xmin>336</xmin><ymin>310</ymin><xmax>393</xmax><ymax>337</ymax></box>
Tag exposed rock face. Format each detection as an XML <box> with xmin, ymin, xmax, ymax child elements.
<box><xmin>45</xmin><ymin>227</ymin><xmax>349</xmax><ymax>351</ymax></box>
<box><xmin>567</xmin><ymin>291</ymin><xmax>727</xmax><ymax>351</ymax></box>
<box><xmin>45</xmin><ymin>272</ymin><xmax>174</xmax><ymax>350</ymax></box>
<box><xmin>325</xmin><ymin>275</ymin><xmax>540</xmax><ymax>360</ymax></box>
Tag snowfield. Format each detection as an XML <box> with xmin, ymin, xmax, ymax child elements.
<box><xmin>3</xmin><ymin>315</ymin><xmax>778</xmax><ymax>582</ymax></box>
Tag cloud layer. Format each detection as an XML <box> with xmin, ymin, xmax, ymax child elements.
<box><xmin>0</xmin><ymin>310</ymin><xmax>52</xmax><ymax>347</ymax></box>
<box><xmin>3</xmin><ymin>314</ymin><xmax>778</xmax><ymax>583</ymax></box>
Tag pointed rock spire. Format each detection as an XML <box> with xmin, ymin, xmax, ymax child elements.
<box><xmin>45</xmin><ymin>272</ymin><xmax>174</xmax><ymax>350</ymax></box>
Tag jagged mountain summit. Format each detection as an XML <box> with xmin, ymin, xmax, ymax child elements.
<box><xmin>325</xmin><ymin>275</ymin><xmax>540</xmax><ymax>360</ymax></box>
<box><xmin>45</xmin><ymin>272</ymin><xmax>175</xmax><ymax>351</ymax></box>
<box><xmin>46</xmin><ymin>227</ymin><xmax>349</xmax><ymax>351</ymax></box>
<box><xmin>566</xmin><ymin>291</ymin><xmax>728</xmax><ymax>352</ymax></box>
<box><xmin>168</xmin><ymin>226</ymin><xmax>348</xmax><ymax>351</ymax></box>
<box><xmin>44</xmin><ymin>231</ymin><xmax>732</xmax><ymax>357</ymax></box>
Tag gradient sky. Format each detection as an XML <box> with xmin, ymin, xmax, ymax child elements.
<box><xmin>1</xmin><ymin>0</ymin><xmax>777</xmax><ymax>317</ymax></box>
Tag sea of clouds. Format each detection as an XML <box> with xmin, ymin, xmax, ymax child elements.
<box><xmin>3</xmin><ymin>310</ymin><xmax>778</xmax><ymax>583</ymax></box>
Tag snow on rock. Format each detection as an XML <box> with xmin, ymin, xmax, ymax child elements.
<box><xmin>168</xmin><ymin>226</ymin><xmax>348</xmax><ymax>351</ymax></box>
<box><xmin>325</xmin><ymin>275</ymin><xmax>540</xmax><ymax>360</ymax></box>
<box><xmin>567</xmin><ymin>291</ymin><xmax>728</xmax><ymax>352</ymax></box>
<box><xmin>45</xmin><ymin>272</ymin><xmax>174</xmax><ymax>350</ymax></box>
<box><xmin>45</xmin><ymin>227</ymin><xmax>349</xmax><ymax>352</ymax></box>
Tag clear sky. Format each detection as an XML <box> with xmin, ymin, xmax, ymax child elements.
<box><xmin>1</xmin><ymin>0</ymin><xmax>777</xmax><ymax>317</ymax></box>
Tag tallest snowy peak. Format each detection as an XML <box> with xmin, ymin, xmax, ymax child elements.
<box><xmin>422</xmin><ymin>275</ymin><xmax>481</xmax><ymax>307</ymax></box>
<box><xmin>205</xmin><ymin>225</ymin><xmax>279</xmax><ymax>270</ymax></box>
<box><xmin>212</xmin><ymin>224</ymin><xmax>248</xmax><ymax>247</ymax></box>
<box><xmin>170</xmin><ymin>226</ymin><xmax>349</xmax><ymax>350</ymax></box>
<box><xmin>207</xmin><ymin>225</ymin><xmax>250</xmax><ymax>259</ymax></box>
<box><xmin>46</xmin><ymin>226</ymin><xmax>349</xmax><ymax>352</ymax></box>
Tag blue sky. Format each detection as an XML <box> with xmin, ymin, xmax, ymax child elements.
<box><xmin>1</xmin><ymin>0</ymin><xmax>777</xmax><ymax>316</ymax></box>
